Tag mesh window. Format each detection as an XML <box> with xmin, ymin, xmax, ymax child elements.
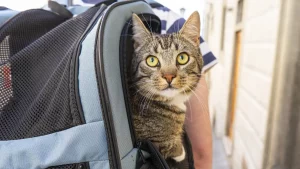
<box><xmin>48</xmin><ymin>164</ymin><xmax>78</xmax><ymax>169</ymax></box>
<box><xmin>0</xmin><ymin>7</ymin><xmax>99</xmax><ymax>140</ymax></box>
<box><xmin>0</xmin><ymin>36</ymin><xmax>12</xmax><ymax>110</ymax></box>
<box><xmin>48</xmin><ymin>163</ymin><xmax>88</xmax><ymax>169</ymax></box>
<box><xmin>0</xmin><ymin>10</ymin><xmax>68</xmax><ymax>114</ymax></box>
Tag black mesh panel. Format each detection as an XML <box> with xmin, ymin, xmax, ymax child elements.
<box><xmin>48</xmin><ymin>163</ymin><xmax>88</xmax><ymax>169</ymax></box>
<box><xmin>0</xmin><ymin>10</ymin><xmax>67</xmax><ymax>112</ymax></box>
<box><xmin>49</xmin><ymin>164</ymin><xmax>78</xmax><ymax>169</ymax></box>
<box><xmin>0</xmin><ymin>7</ymin><xmax>99</xmax><ymax>140</ymax></box>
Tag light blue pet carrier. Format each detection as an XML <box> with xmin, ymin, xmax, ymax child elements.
<box><xmin>0</xmin><ymin>1</ymin><xmax>194</xmax><ymax>168</ymax></box>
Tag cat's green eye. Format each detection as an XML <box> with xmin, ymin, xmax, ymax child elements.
<box><xmin>146</xmin><ymin>56</ymin><xmax>159</xmax><ymax>67</ymax></box>
<box><xmin>177</xmin><ymin>53</ymin><xmax>189</xmax><ymax>65</ymax></box>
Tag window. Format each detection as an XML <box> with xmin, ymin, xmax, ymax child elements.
<box><xmin>236</xmin><ymin>0</ymin><xmax>244</xmax><ymax>23</ymax></box>
<box><xmin>220</xmin><ymin>6</ymin><xmax>226</xmax><ymax>50</ymax></box>
<box><xmin>209</xmin><ymin>4</ymin><xmax>214</xmax><ymax>32</ymax></box>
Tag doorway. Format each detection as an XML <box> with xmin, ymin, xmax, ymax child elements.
<box><xmin>226</xmin><ymin>30</ymin><xmax>242</xmax><ymax>139</ymax></box>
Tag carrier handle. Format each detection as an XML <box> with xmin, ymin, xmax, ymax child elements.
<box><xmin>48</xmin><ymin>1</ymin><xmax>73</xmax><ymax>19</ymax></box>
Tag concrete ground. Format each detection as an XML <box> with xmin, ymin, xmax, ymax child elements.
<box><xmin>213</xmin><ymin>135</ymin><xmax>231</xmax><ymax>169</ymax></box>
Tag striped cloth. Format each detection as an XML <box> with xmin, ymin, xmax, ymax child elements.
<box><xmin>152</xmin><ymin>6</ymin><xmax>217</xmax><ymax>72</ymax></box>
<box><xmin>67</xmin><ymin>0</ymin><xmax>217</xmax><ymax>72</ymax></box>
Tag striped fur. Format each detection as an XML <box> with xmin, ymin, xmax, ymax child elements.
<box><xmin>129</xmin><ymin>12</ymin><xmax>203</xmax><ymax>162</ymax></box>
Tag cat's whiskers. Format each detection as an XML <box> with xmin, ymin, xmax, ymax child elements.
<box><xmin>193</xmin><ymin>83</ymin><xmax>208</xmax><ymax>93</ymax></box>
<box><xmin>146</xmin><ymin>90</ymin><xmax>155</xmax><ymax>112</ymax></box>
<box><xmin>140</xmin><ymin>89</ymin><xmax>150</xmax><ymax>111</ymax></box>
<box><xmin>139</xmin><ymin>88</ymin><xmax>155</xmax><ymax>115</ymax></box>
<box><xmin>189</xmin><ymin>84</ymin><xmax>209</xmax><ymax>114</ymax></box>
<box><xmin>194</xmin><ymin>91</ymin><xmax>209</xmax><ymax>114</ymax></box>
<box><xmin>139</xmin><ymin>87</ymin><xmax>152</xmax><ymax>107</ymax></box>
<box><xmin>129</xmin><ymin>81</ymin><xmax>150</xmax><ymax>89</ymax></box>
<box><xmin>131</xmin><ymin>83</ymin><xmax>149</xmax><ymax>96</ymax></box>
<box><xmin>131</xmin><ymin>88</ymin><xmax>144</xmax><ymax>96</ymax></box>
<box><xmin>183</xmin><ymin>89</ymin><xmax>193</xmax><ymax>122</ymax></box>
<box><xmin>186</xmin><ymin>85</ymin><xmax>209</xmax><ymax>114</ymax></box>
<box><xmin>131</xmin><ymin>11</ymin><xmax>203</xmax><ymax>161</ymax></box>
<box><xmin>142</xmin><ymin>88</ymin><xmax>156</xmax><ymax>115</ymax></box>
<box><xmin>138</xmin><ymin>91</ymin><xmax>149</xmax><ymax>116</ymax></box>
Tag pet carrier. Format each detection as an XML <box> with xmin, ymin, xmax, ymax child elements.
<box><xmin>0</xmin><ymin>1</ymin><xmax>194</xmax><ymax>168</ymax></box>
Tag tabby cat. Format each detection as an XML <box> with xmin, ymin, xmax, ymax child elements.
<box><xmin>130</xmin><ymin>11</ymin><xmax>203</xmax><ymax>163</ymax></box>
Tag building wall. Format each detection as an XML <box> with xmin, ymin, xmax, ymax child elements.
<box><xmin>205</xmin><ymin>0</ymin><xmax>281</xmax><ymax>168</ymax></box>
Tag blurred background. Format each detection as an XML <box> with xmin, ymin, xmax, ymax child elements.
<box><xmin>149</xmin><ymin>1</ymin><xmax>299</xmax><ymax>169</ymax></box>
<box><xmin>1</xmin><ymin>0</ymin><xmax>299</xmax><ymax>169</ymax></box>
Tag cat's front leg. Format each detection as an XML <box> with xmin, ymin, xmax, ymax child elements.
<box><xmin>159</xmin><ymin>140</ymin><xmax>186</xmax><ymax>162</ymax></box>
<box><xmin>171</xmin><ymin>143</ymin><xmax>186</xmax><ymax>162</ymax></box>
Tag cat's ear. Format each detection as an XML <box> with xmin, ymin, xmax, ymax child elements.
<box><xmin>179</xmin><ymin>11</ymin><xmax>201</xmax><ymax>46</ymax></box>
<box><xmin>132</xmin><ymin>13</ymin><xmax>151</xmax><ymax>48</ymax></box>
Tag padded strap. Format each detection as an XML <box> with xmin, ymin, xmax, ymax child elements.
<box><xmin>48</xmin><ymin>1</ymin><xmax>73</xmax><ymax>19</ymax></box>
<box><xmin>94</xmin><ymin>0</ymin><xmax>116</xmax><ymax>7</ymax></box>
<box><xmin>0</xmin><ymin>7</ymin><xmax>10</xmax><ymax>10</ymax></box>
<box><xmin>145</xmin><ymin>0</ymin><xmax>164</xmax><ymax>8</ymax></box>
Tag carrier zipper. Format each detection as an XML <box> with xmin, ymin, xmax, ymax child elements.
<box><xmin>119</xmin><ymin>13</ymin><xmax>161</xmax><ymax>148</ymax></box>
<box><xmin>72</xmin><ymin>6</ymin><xmax>108</xmax><ymax>169</ymax></box>
<box><xmin>73</xmin><ymin>5</ymin><xmax>107</xmax><ymax>124</ymax></box>
<box><xmin>76</xmin><ymin>163</ymin><xmax>90</xmax><ymax>169</ymax></box>
<box><xmin>95</xmin><ymin>1</ymin><xmax>147</xmax><ymax>169</ymax></box>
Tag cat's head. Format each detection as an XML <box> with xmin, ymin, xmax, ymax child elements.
<box><xmin>131</xmin><ymin>12</ymin><xmax>203</xmax><ymax>100</ymax></box>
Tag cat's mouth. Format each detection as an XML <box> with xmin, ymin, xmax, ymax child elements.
<box><xmin>160</xmin><ymin>86</ymin><xmax>179</xmax><ymax>98</ymax></box>
<box><xmin>162</xmin><ymin>84</ymin><xmax>177</xmax><ymax>91</ymax></box>
<box><xmin>162</xmin><ymin>85</ymin><xmax>175</xmax><ymax>90</ymax></box>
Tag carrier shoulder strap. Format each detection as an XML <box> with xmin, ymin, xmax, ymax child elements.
<box><xmin>146</xmin><ymin>0</ymin><xmax>164</xmax><ymax>8</ymax></box>
<box><xmin>48</xmin><ymin>1</ymin><xmax>73</xmax><ymax>19</ymax></box>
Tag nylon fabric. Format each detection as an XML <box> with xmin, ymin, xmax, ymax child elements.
<box><xmin>0</xmin><ymin>7</ymin><xmax>98</xmax><ymax>140</ymax></box>
<box><xmin>89</xmin><ymin>160</ymin><xmax>110</xmax><ymax>169</ymax></box>
<box><xmin>0</xmin><ymin>7</ymin><xmax>101</xmax><ymax>169</ymax></box>
<box><xmin>78</xmin><ymin>17</ymin><xmax>103</xmax><ymax>123</ymax></box>
<box><xmin>0</xmin><ymin>121</ymin><xmax>108</xmax><ymax>169</ymax></box>
<box><xmin>101</xmin><ymin>0</ymin><xmax>153</xmax><ymax>159</ymax></box>
<box><xmin>121</xmin><ymin>148</ymin><xmax>138</xmax><ymax>169</ymax></box>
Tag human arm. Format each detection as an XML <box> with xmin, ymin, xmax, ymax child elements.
<box><xmin>185</xmin><ymin>77</ymin><xmax>212</xmax><ymax>169</ymax></box>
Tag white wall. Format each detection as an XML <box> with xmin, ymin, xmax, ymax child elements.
<box><xmin>232</xmin><ymin>0</ymin><xmax>280</xmax><ymax>168</ymax></box>
<box><xmin>0</xmin><ymin>0</ymin><xmax>48</xmax><ymax>11</ymax></box>
<box><xmin>206</xmin><ymin>0</ymin><xmax>232</xmax><ymax>137</ymax></box>
<box><xmin>156</xmin><ymin>0</ymin><xmax>206</xmax><ymax>34</ymax></box>
<box><xmin>206</xmin><ymin>0</ymin><xmax>281</xmax><ymax>168</ymax></box>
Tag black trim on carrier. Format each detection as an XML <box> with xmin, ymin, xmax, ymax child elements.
<box><xmin>147</xmin><ymin>1</ymin><xmax>164</xmax><ymax>9</ymax></box>
<box><xmin>118</xmin><ymin>7</ymin><xmax>196</xmax><ymax>169</ymax></box>
<box><xmin>119</xmin><ymin>13</ymin><xmax>161</xmax><ymax>146</ymax></box>
<box><xmin>95</xmin><ymin>1</ymin><xmax>153</xmax><ymax>169</ymax></box>
<box><xmin>71</xmin><ymin>4</ymin><xmax>107</xmax><ymax>169</ymax></box>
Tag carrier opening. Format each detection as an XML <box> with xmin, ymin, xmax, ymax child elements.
<box><xmin>119</xmin><ymin>13</ymin><xmax>161</xmax><ymax>145</ymax></box>
<box><xmin>119</xmin><ymin>13</ymin><xmax>195</xmax><ymax>169</ymax></box>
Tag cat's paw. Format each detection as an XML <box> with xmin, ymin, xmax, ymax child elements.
<box><xmin>172</xmin><ymin>145</ymin><xmax>185</xmax><ymax>162</ymax></box>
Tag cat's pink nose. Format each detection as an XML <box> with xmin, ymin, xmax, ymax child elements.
<box><xmin>163</xmin><ymin>74</ymin><xmax>176</xmax><ymax>84</ymax></box>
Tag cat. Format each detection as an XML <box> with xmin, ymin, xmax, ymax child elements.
<box><xmin>129</xmin><ymin>11</ymin><xmax>203</xmax><ymax>164</ymax></box>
